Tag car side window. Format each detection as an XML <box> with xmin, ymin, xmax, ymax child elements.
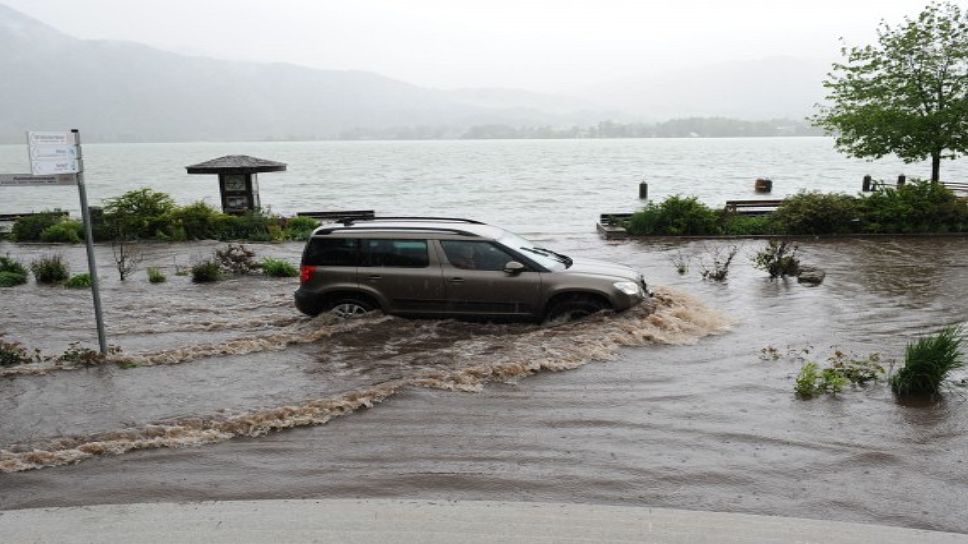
<box><xmin>440</xmin><ymin>241</ymin><xmax>517</xmax><ymax>271</ymax></box>
<box><xmin>362</xmin><ymin>239</ymin><xmax>429</xmax><ymax>268</ymax></box>
<box><xmin>304</xmin><ymin>238</ymin><xmax>359</xmax><ymax>266</ymax></box>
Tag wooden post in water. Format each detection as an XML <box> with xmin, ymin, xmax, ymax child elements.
<box><xmin>754</xmin><ymin>178</ymin><xmax>773</xmax><ymax>193</ymax></box>
<box><xmin>639</xmin><ymin>181</ymin><xmax>648</xmax><ymax>200</ymax></box>
<box><xmin>863</xmin><ymin>175</ymin><xmax>872</xmax><ymax>192</ymax></box>
<box><xmin>897</xmin><ymin>174</ymin><xmax>906</xmax><ymax>187</ymax></box>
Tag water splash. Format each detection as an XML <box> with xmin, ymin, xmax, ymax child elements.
<box><xmin>0</xmin><ymin>287</ymin><xmax>730</xmax><ymax>472</ymax></box>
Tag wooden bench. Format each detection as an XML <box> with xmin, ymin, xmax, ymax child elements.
<box><xmin>942</xmin><ymin>182</ymin><xmax>968</xmax><ymax>196</ymax></box>
<box><xmin>0</xmin><ymin>210</ymin><xmax>70</xmax><ymax>223</ymax></box>
<box><xmin>296</xmin><ymin>210</ymin><xmax>375</xmax><ymax>222</ymax></box>
<box><xmin>723</xmin><ymin>200</ymin><xmax>785</xmax><ymax>215</ymax></box>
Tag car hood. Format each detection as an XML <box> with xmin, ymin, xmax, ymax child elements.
<box><xmin>563</xmin><ymin>257</ymin><xmax>641</xmax><ymax>282</ymax></box>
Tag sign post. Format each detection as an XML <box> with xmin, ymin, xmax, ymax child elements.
<box><xmin>3</xmin><ymin>130</ymin><xmax>108</xmax><ymax>354</ymax></box>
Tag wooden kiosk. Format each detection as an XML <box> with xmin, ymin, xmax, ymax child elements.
<box><xmin>185</xmin><ymin>155</ymin><xmax>287</xmax><ymax>214</ymax></box>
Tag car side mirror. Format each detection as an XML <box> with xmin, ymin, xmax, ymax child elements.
<box><xmin>504</xmin><ymin>261</ymin><xmax>526</xmax><ymax>275</ymax></box>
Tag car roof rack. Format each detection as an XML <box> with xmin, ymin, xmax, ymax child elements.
<box><xmin>315</xmin><ymin>225</ymin><xmax>479</xmax><ymax>237</ymax></box>
<box><xmin>337</xmin><ymin>216</ymin><xmax>484</xmax><ymax>226</ymax></box>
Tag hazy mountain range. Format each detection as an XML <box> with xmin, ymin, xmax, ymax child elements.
<box><xmin>0</xmin><ymin>3</ymin><xmax>828</xmax><ymax>143</ymax></box>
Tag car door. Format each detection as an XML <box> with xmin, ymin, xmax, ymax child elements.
<box><xmin>436</xmin><ymin>240</ymin><xmax>543</xmax><ymax>316</ymax></box>
<box><xmin>359</xmin><ymin>238</ymin><xmax>447</xmax><ymax>313</ymax></box>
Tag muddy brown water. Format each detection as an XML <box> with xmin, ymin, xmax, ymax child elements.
<box><xmin>0</xmin><ymin>236</ymin><xmax>966</xmax><ymax>533</ymax></box>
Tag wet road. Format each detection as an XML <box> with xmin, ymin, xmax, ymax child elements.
<box><xmin>1</xmin><ymin>236</ymin><xmax>966</xmax><ymax>533</ymax></box>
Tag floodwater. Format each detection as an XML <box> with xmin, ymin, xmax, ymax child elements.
<box><xmin>1</xmin><ymin>235</ymin><xmax>966</xmax><ymax>533</ymax></box>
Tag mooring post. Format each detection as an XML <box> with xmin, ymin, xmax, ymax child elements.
<box><xmin>639</xmin><ymin>180</ymin><xmax>648</xmax><ymax>200</ymax></box>
<box><xmin>863</xmin><ymin>175</ymin><xmax>872</xmax><ymax>192</ymax></box>
<box><xmin>755</xmin><ymin>178</ymin><xmax>773</xmax><ymax>193</ymax></box>
<box><xmin>897</xmin><ymin>174</ymin><xmax>906</xmax><ymax>187</ymax></box>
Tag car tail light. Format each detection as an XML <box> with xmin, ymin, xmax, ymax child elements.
<box><xmin>300</xmin><ymin>265</ymin><xmax>317</xmax><ymax>283</ymax></box>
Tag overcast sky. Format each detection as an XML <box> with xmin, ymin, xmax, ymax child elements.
<box><xmin>3</xmin><ymin>0</ymin><xmax>944</xmax><ymax>93</ymax></box>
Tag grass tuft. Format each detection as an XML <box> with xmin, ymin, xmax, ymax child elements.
<box><xmin>30</xmin><ymin>254</ymin><xmax>69</xmax><ymax>284</ymax></box>
<box><xmin>261</xmin><ymin>257</ymin><xmax>299</xmax><ymax>278</ymax></box>
<box><xmin>891</xmin><ymin>326</ymin><xmax>964</xmax><ymax>397</ymax></box>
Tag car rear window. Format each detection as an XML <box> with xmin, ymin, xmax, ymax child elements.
<box><xmin>303</xmin><ymin>238</ymin><xmax>360</xmax><ymax>266</ymax></box>
<box><xmin>362</xmin><ymin>239</ymin><xmax>429</xmax><ymax>268</ymax></box>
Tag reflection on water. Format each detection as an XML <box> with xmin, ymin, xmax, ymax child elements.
<box><xmin>0</xmin><ymin>236</ymin><xmax>966</xmax><ymax>533</ymax></box>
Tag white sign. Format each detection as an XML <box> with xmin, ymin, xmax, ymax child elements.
<box><xmin>0</xmin><ymin>173</ymin><xmax>77</xmax><ymax>187</ymax></box>
<box><xmin>27</xmin><ymin>131</ymin><xmax>79</xmax><ymax>175</ymax></box>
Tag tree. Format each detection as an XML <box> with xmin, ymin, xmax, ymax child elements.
<box><xmin>813</xmin><ymin>2</ymin><xmax>967</xmax><ymax>182</ymax></box>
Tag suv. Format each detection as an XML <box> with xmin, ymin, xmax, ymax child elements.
<box><xmin>295</xmin><ymin>217</ymin><xmax>649</xmax><ymax>321</ymax></box>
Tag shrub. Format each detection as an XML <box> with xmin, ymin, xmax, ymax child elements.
<box><xmin>215</xmin><ymin>244</ymin><xmax>259</xmax><ymax>275</ymax></box>
<box><xmin>772</xmin><ymin>191</ymin><xmax>858</xmax><ymax>235</ymax></box>
<box><xmin>103</xmin><ymin>188</ymin><xmax>176</xmax><ymax>239</ymax></box>
<box><xmin>627</xmin><ymin>195</ymin><xmax>721</xmax><ymax>235</ymax></box>
<box><xmin>40</xmin><ymin>220</ymin><xmax>84</xmax><ymax>243</ymax></box>
<box><xmin>168</xmin><ymin>201</ymin><xmax>222</xmax><ymax>240</ymax></box>
<box><xmin>147</xmin><ymin>266</ymin><xmax>167</xmax><ymax>283</ymax></box>
<box><xmin>0</xmin><ymin>337</ymin><xmax>40</xmax><ymax>366</ymax></box>
<box><xmin>261</xmin><ymin>257</ymin><xmax>299</xmax><ymax>277</ymax></box>
<box><xmin>699</xmin><ymin>245</ymin><xmax>738</xmax><ymax>281</ymax></box>
<box><xmin>0</xmin><ymin>271</ymin><xmax>27</xmax><ymax>287</ymax></box>
<box><xmin>722</xmin><ymin>214</ymin><xmax>775</xmax><ymax>235</ymax></box>
<box><xmin>30</xmin><ymin>254</ymin><xmax>69</xmax><ymax>284</ymax></box>
<box><xmin>283</xmin><ymin>216</ymin><xmax>319</xmax><ymax>240</ymax></box>
<box><xmin>858</xmin><ymin>181</ymin><xmax>968</xmax><ymax>233</ymax></box>
<box><xmin>214</xmin><ymin>212</ymin><xmax>276</xmax><ymax>241</ymax></box>
<box><xmin>191</xmin><ymin>259</ymin><xmax>222</xmax><ymax>283</ymax></box>
<box><xmin>65</xmin><ymin>273</ymin><xmax>92</xmax><ymax>289</ymax></box>
<box><xmin>795</xmin><ymin>361</ymin><xmax>849</xmax><ymax>398</ymax></box>
<box><xmin>891</xmin><ymin>326</ymin><xmax>964</xmax><ymax>397</ymax></box>
<box><xmin>0</xmin><ymin>255</ymin><xmax>28</xmax><ymax>276</ymax></box>
<box><xmin>56</xmin><ymin>342</ymin><xmax>120</xmax><ymax>367</ymax></box>
<box><xmin>752</xmin><ymin>240</ymin><xmax>800</xmax><ymax>279</ymax></box>
<box><xmin>11</xmin><ymin>211</ymin><xmax>67</xmax><ymax>241</ymax></box>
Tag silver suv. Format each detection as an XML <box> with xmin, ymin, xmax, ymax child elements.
<box><xmin>295</xmin><ymin>217</ymin><xmax>649</xmax><ymax>320</ymax></box>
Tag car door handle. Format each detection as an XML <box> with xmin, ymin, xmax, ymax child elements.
<box><xmin>449</xmin><ymin>277</ymin><xmax>464</xmax><ymax>284</ymax></box>
<box><xmin>367</xmin><ymin>275</ymin><xmax>382</xmax><ymax>280</ymax></box>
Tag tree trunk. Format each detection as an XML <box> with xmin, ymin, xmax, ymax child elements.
<box><xmin>931</xmin><ymin>152</ymin><xmax>941</xmax><ymax>182</ymax></box>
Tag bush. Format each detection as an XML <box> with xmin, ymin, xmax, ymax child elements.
<box><xmin>0</xmin><ymin>337</ymin><xmax>40</xmax><ymax>367</ymax></box>
<box><xmin>30</xmin><ymin>254</ymin><xmax>69</xmax><ymax>284</ymax></box>
<box><xmin>627</xmin><ymin>195</ymin><xmax>721</xmax><ymax>235</ymax></box>
<box><xmin>722</xmin><ymin>214</ymin><xmax>776</xmax><ymax>235</ymax></box>
<box><xmin>147</xmin><ymin>266</ymin><xmax>167</xmax><ymax>283</ymax></box>
<box><xmin>65</xmin><ymin>273</ymin><xmax>92</xmax><ymax>289</ymax></box>
<box><xmin>699</xmin><ymin>245</ymin><xmax>738</xmax><ymax>281</ymax></box>
<box><xmin>56</xmin><ymin>342</ymin><xmax>119</xmax><ymax>367</ymax></box>
<box><xmin>103</xmin><ymin>188</ymin><xmax>176</xmax><ymax>239</ymax></box>
<box><xmin>40</xmin><ymin>220</ymin><xmax>84</xmax><ymax>243</ymax></box>
<box><xmin>261</xmin><ymin>257</ymin><xmax>299</xmax><ymax>277</ymax></box>
<box><xmin>191</xmin><ymin>259</ymin><xmax>222</xmax><ymax>283</ymax></box>
<box><xmin>168</xmin><ymin>201</ymin><xmax>222</xmax><ymax>240</ymax></box>
<box><xmin>0</xmin><ymin>271</ymin><xmax>27</xmax><ymax>287</ymax></box>
<box><xmin>772</xmin><ymin>191</ymin><xmax>858</xmax><ymax>235</ymax></box>
<box><xmin>752</xmin><ymin>240</ymin><xmax>800</xmax><ymax>279</ymax></box>
<box><xmin>283</xmin><ymin>216</ymin><xmax>319</xmax><ymax>240</ymax></box>
<box><xmin>0</xmin><ymin>255</ymin><xmax>27</xmax><ymax>287</ymax></box>
<box><xmin>11</xmin><ymin>211</ymin><xmax>67</xmax><ymax>241</ymax></box>
<box><xmin>795</xmin><ymin>361</ymin><xmax>849</xmax><ymax>398</ymax></box>
<box><xmin>214</xmin><ymin>212</ymin><xmax>276</xmax><ymax>241</ymax></box>
<box><xmin>891</xmin><ymin>326</ymin><xmax>964</xmax><ymax>397</ymax></box>
<box><xmin>215</xmin><ymin>244</ymin><xmax>259</xmax><ymax>275</ymax></box>
<box><xmin>858</xmin><ymin>181</ymin><xmax>968</xmax><ymax>233</ymax></box>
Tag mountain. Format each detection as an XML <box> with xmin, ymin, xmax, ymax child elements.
<box><xmin>0</xmin><ymin>4</ymin><xmax>598</xmax><ymax>143</ymax></box>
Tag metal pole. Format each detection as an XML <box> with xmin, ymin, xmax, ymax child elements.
<box><xmin>72</xmin><ymin>129</ymin><xmax>108</xmax><ymax>354</ymax></box>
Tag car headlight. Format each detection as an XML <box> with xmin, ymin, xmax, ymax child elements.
<box><xmin>613</xmin><ymin>281</ymin><xmax>641</xmax><ymax>295</ymax></box>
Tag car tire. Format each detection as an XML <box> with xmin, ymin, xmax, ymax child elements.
<box><xmin>545</xmin><ymin>295</ymin><xmax>607</xmax><ymax>322</ymax></box>
<box><xmin>327</xmin><ymin>297</ymin><xmax>376</xmax><ymax>319</ymax></box>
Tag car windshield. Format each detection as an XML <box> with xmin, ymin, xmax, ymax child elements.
<box><xmin>498</xmin><ymin>231</ymin><xmax>569</xmax><ymax>270</ymax></box>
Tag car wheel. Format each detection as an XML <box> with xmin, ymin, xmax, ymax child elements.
<box><xmin>328</xmin><ymin>297</ymin><xmax>376</xmax><ymax>319</ymax></box>
<box><xmin>546</xmin><ymin>296</ymin><xmax>607</xmax><ymax>322</ymax></box>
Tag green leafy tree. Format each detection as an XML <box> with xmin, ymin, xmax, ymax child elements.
<box><xmin>812</xmin><ymin>2</ymin><xmax>967</xmax><ymax>181</ymax></box>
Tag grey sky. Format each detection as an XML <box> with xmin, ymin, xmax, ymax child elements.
<box><xmin>3</xmin><ymin>0</ymin><xmax>943</xmax><ymax>93</ymax></box>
